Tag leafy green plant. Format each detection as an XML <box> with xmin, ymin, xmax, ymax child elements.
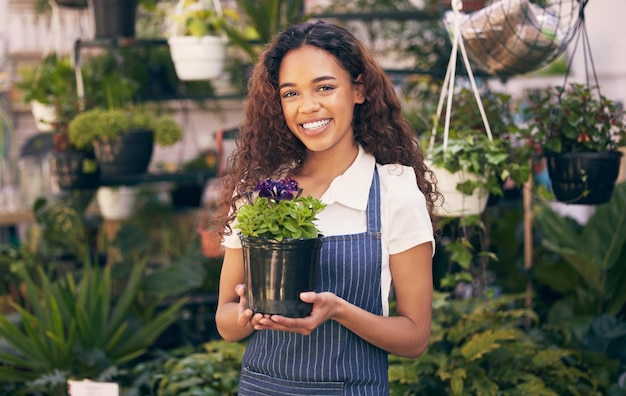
<box><xmin>170</xmin><ymin>0</ymin><xmax>241</xmax><ymax>38</ymax></box>
<box><xmin>0</xmin><ymin>255</ymin><xmax>186</xmax><ymax>394</ymax></box>
<box><xmin>67</xmin><ymin>107</ymin><xmax>182</xmax><ymax>150</ymax></box>
<box><xmin>522</xmin><ymin>83</ymin><xmax>626</xmax><ymax>154</ymax></box>
<box><xmin>235</xmin><ymin>178</ymin><xmax>326</xmax><ymax>241</ymax></box>
<box><xmin>533</xmin><ymin>182</ymin><xmax>626</xmax><ymax>318</ymax></box>
<box><xmin>16</xmin><ymin>54</ymin><xmax>76</xmax><ymax>106</ymax></box>
<box><xmin>388</xmin><ymin>292</ymin><xmax>603</xmax><ymax>395</ymax></box>
<box><xmin>149</xmin><ymin>340</ymin><xmax>245</xmax><ymax>395</ymax></box>
<box><xmin>426</xmin><ymin>88</ymin><xmax>532</xmax><ymax>197</ymax></box>
<box><xmin>223</xmin><ymin>0</ymin><xmax>307</xmax><ymax>61</ymax></box>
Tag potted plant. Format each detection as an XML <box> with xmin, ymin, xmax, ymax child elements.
<box><xmin>67</xmin><ymin>107</ymin><xmax>183</xmax><ymax>177</ymax></box>
<box><xmin>222</xmin><ymin>0</ymin><xmax>307</xmax><ymax>62</ymax></box>
<box><xmin>425</xmin><ymin>88</ymin><xmax>532</xmax><ymax>217</ymax></box>
<box><xmin>522</xmin><ymin>83</ymin><xmax>626</xmax><ymax>204</ymax></box>
<box><xmin>170</xmin><ymin>148</ymin><xmax>219</xmax><ymax>208</ymax></box>
<box><xmin>167</xmin><ymin>0</ymin><xmax>240</xmax><ymax>81</ymax></box>
<box><xmin>15</xmin><ymin>54</ymin><xmax>76</xmax><ymax>132</ymax></box>
<box><xmin>235</xmin><ymin>178</ymin><xmax>326</xmax><ymax>318</ymax></box>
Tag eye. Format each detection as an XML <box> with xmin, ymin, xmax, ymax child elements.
<box><xmin>281</xmin><ymin>90</ymin><xmax>297</xmax><ymax>98</ymax></box>
<box><xmin>318</xmin><ymin>85</ymin><xmax>334</xmax><ymax>92</ymax></box>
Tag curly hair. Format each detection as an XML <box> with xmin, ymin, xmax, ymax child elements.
<box><xmin>214</xmin><ymin>20</ymin><xmax>440</xmax><ymax>237</ymax></box>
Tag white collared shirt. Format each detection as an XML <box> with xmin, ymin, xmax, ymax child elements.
<box><xmin>223</xmin><ymin>145</ymin><xmax>434</xmax><ymax>315</ymax></box>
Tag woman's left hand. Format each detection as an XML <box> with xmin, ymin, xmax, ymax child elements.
<box><xmin>253</xmin><ymin>291</ymin><xmax>339</xmax><ymax>335</ymax></box>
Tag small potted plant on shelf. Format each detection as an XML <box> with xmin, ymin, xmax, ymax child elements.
<box><xmin>167</xmin><ymin>0</ymin><xmax>240</xmax><ymax>81</ymax></box>
<box><xmin>16</xmin><ymin>54</ymin><xmax>76</xmax><ymax>132</ymax></box>
<box><xmin>67</xmin><ymin>106</ymin><xmax>183</xmax><ymax>177</ymax></box>
<box><xmin>169</xmin><ymin>148</ymin><xmax>219</xmax><ymax>208</ymax></box>
<box><xmin>522</xmin><ymin>82</ymin><xmax>626</xmax><ymax>204</ymax></box>
<box><xmin>235</xmin><ymin>178</ymin><xmax>326</xmax><ymax>318</ymax></box>
<box><xmin>425</xmin><ymin>88</ymin><xmax>532</xmax><ymax>217</ymax></box>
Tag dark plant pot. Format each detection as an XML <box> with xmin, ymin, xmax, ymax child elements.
<box><xmin>240</xmin><ymin>235</ymin><xmax>322</xmax><ymax>318</ymax></box>
<box><xmin>50</xmin><ymin>150</ymin><xmax>100</xmax><ymax>190</ymax></box>
<box><xmin>94</xmin><ymin>128</ymin><xmax>153</xmax><ymax>176</ymax></box>
<box><xmin>91</xmin><ymin>0</ymin><xmax>138</xmax><ymax>39</ymax></box>
<box><xmin>55</xmin><ymin>0</ymin><xmax>88</xmax><ymax>8</ymax></box>
<box><xmin>546</xmin><ymin>151</ymin><xmax>623</xmax><ymax>205</ymax></box>
<box><xmin>171</xmin><ymin>183</ymin><xmax>205</xmax><ymax>208</ymax></box>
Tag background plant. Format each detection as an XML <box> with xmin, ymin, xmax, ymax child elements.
<box><xmin>388</xmin><ymin>292</ymin><xmax>603</xmax><ymax>395</ymax></box>
<box><xmin>67</xmin><ymin>107</ymin><xmax>182</xmax><ymax>150</ymax></box>
<box><xmin>522</xmin><ymin>83</ymin><xmax>626</xmax><ymax>154</ymax></box>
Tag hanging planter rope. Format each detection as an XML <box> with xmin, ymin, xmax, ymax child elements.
<box><xmin>427</xmin><ymin>0</ymin><xmax>492</xmax><ymax>217</ymax></box>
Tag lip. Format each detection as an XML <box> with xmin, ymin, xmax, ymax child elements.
<box><xmin>299</xmin><ymin>118</ymin><xmax>331</xmax><ymax>136</ymax></box>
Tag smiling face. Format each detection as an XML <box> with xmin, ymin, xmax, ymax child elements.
<box><xmin>278</xmin><ymin>45</ymin><xmax>365</xmax><ymax>155</ymax></box>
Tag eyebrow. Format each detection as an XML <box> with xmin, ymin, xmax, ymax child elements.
<box><xmin>278</xmin><ymin>75</ymin><xmax>338</xmax><ymax>90</ymax></box>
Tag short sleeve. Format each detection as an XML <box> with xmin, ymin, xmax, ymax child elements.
<box><xmin>378</xmin><ymin>164</ymin><xmax>434</xmax><ymax>255</ymax></box>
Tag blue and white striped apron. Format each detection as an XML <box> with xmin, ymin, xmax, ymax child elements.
<box><xmin>239</xmin><ymin>168</ymin><xmax>388</xmax><ymax>395</ymax></box>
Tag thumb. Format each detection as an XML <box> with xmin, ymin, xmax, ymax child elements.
<box><xmin>299</xmin><ymin>291</ymin><xmax>316</xmax><ymax>302</ymax></box>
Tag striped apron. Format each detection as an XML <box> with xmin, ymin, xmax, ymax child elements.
<box><xmin>238</xmin><ymin>168</ymin><xmax>388</xmax><ymax>395</ymax></box>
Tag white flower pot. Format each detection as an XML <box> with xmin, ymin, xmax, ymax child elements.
<box><xmin>427</xmin><ymin>162</ymin><xmax>489</xmax><ymax>217</ymax></box>
<box><xmin>96</xmin><ymin>186</ymin><xmax>138</xmax><ymax>220</ymax></box>
<box><xmin>168</xmin><ymin>35</ymin><xmax>227</xmax><ymax>81</ymax></box>
<box><xmin>30</xmin><ymin>100</ymin><xmax>58</xmax><ymax>132</ymax></box>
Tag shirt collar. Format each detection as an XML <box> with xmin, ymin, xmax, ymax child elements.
<box><xmin>322</xmin><ymin>145</ymin><xmax>375</xmax><ymax>211</ymax></box>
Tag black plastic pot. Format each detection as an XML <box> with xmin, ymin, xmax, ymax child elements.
<box><xmin>50</xmin><ymin>150</ymin><xmax>100</xmax><ymax>190</ymax></box>
<box><xmin>240</xmin><ymin>235</ymin><xmax>322</xmax><ymax>318</ymax></box>
<box><xmin>546</xmin><ymin>151</ymin><xmax>623</xmax><ymax>205</ymax></box>
<box><xmin>91</xmin><ymin>0</ymin><xmax>138</xmax><ymax>39</ymax></box>
<box><xmin>93</xmin><ymin>129</ymin><xmax>154</xmax><ymax>176</ymax></box>
<box><xmin>55</xmin><ymin>0</ymin><xmax>88</xmax><ymax>8</ymax></box>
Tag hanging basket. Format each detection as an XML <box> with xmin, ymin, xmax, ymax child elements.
<box><xmin>30</xmin><ymin>100</ymin><xmax>57</xmax><ymax>132</ymax></box>
<box><xmin>428</xmin><ymin>161</ymin><xmax>489</xmax><ymax>217</ymax></box>
<box><xmin>167</xmin><ymin>0</ymin><xmax>227</xmax><ymax>81</ymax></box>
<box><xmin>240</xmin><ymin>234</ymin><xmax>322</xmax><ymax>318</ymax></box>
<box><xmin>168</xmin><ymin>35</ymin><xmax>227</xmax><ymax>81</ymax></box>
<box><xmin>428</xmin><ymin>0</ymin><xmax>494</xmax><ymax>218</ymax></box>
<box><xmin>546</xmin><ymin>151</ymin><xmax>623</xmax><ymax>205</ymax></box>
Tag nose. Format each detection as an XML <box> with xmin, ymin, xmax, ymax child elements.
<box><xmin>298</xmin><ymin>93</ymin><xmax>321</xmax><ymax>113</ymax></box>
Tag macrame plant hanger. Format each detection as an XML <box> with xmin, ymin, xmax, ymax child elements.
<box><xmin>428</xmin><ymin>0</ymin><xmax>493</xmax><ymax>159</ymax></box>
<box><xmin>562</xmin><ymin>0</ymin><xmax>597</xmax><ymax>97</ymax></box>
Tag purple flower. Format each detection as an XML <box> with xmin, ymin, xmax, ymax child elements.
<box><xmin>255</xmin><ymin>178</ymin><xmax>299</xmax><ymax>201</ymax></box>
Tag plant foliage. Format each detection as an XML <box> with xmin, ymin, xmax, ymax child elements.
<box><xmin>523</xmin><ymin>83</ymin><xmax>626</xmax><ymax>154</ymax></box>
<box><xmin>235</xmin><ymin>178</ymin><xmax>326</xmax><ymax>241</ymax></box>
<box><xmin>68</xmin><ymin>107</ymin><xmax>182</xmax><ymax>150</ymax></box>
<box><xmin>388</xmin><ymin>292</ymin><xmax>602</xmax><ymax>395</ymax></box>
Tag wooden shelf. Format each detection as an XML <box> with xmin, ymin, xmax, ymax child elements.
<box><xmin>0</xmin><ymin>209</ymin><xmax>35</xmax><ymax>227</ymax></box>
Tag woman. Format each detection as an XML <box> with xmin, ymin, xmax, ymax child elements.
<box><xmin>215</xmin><ymin>20</ymin><xmax>439</xmax><ymax>395</ymax></box>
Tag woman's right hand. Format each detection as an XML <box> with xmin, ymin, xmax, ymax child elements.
<box><xmin>235</xmin><ymin>283</ymin><xmax>268</xmax><ymax>329</ymax></box>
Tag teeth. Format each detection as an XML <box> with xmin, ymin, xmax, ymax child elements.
<box><xmin>302</xmin><ymin>119</ymin><xmax>330</xmax><ymax>130</ymax></box>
